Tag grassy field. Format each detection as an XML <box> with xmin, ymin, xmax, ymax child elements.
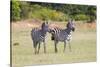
<box><xmin>11</xmin><ymin>21</ymin><xmax>96</xmax><ymax>67</ymax></box>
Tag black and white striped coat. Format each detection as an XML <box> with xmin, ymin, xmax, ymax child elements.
<box><xmin>51</xmin><ymin>27</ymin><xmax>72</xmax><ymax>41</ymax></box>
<box><xmin>31</xmin><ymin>22</ymin><xmax>49</xmax><ymax>54</ymax></box>
<box><xmin>50</xmin><ymin>21</ymin><xmax>75</xmax><ymax>53</ymax></box>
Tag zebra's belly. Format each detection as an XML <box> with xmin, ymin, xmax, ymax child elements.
<box><xmin>56</xmin><ymin>34</ymin><xmax>72</xmax><ymax>41</ymax></box>
<box><xmin>56</xmin><ymin>36</ymin><xmax>67</xmax><ymax>41</ymax></box>
<box><xmin>34</xmin><ymin>38</ymin><xmax>44</xmax><ymax>42</ymax></box>
<box><xmin>32</xmin><ymin>36</ymin><xmax>45</xmax><ymax>42</ymax></box>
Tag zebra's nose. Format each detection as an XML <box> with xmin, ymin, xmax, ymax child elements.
<box><xmin>72</xmin><ymin>27</ymin><xmax>75</xmax><ymax>31</ymax></box>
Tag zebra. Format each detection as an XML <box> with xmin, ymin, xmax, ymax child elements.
<box><xmin>31</xmin><ymin>22</ymin><xmax>49</xmax><ymax>54</ymax></box>
<box><xmin>49</xmin><ymin>20</ymin><xmax>75</xmax><ymax>53</ymax></box>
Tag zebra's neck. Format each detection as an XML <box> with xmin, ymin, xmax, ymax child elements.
<box><xmin>40</xmin><ymin>29</ymin><xmax>47</xmax><ymax>36</ymax></box>
<box><xmin>65</xmin><ymin>28</ymin><xmax>72</xmax><ymax>34</ymax></box>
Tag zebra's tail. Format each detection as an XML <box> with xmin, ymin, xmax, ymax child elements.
<box><xmin>49</xmin><ymin>27</ymin><xmax>57</xmax><ymax>40</ymax></box>
<box><xmin>51</xmin><ymin>35</ymin><xmax>54</xmax><ymax>40</ymax></box>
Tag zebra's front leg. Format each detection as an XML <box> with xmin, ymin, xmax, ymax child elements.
<box><xmin>68</xmin><ymin>41</ymin><xmax>72</xmax><ymax>52</ymax></box>
<box><xmin>34</xmin><ymin>44</ymin><xmax>37</xmax><ymax>54</ymax></box>
<box><xmin>63</xmin><ymin>41</ymin><xmax>66</xmax><ymax>52</ymax></box>
<box><xmin>37</xmin><ymin>42</ymin><xmax>40</xmax><ymax>54</ymax></box>
<box><xmin>43</xmin><ymin>41</ymin><xmax>46</xmax><ymax>53</ymax></box>
<box><xmin>54</xmin><ymin>41</ymin><xmax>58</xmax><ymax>53</ymax></box>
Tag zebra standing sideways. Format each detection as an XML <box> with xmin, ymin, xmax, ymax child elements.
<box><xmin>31</xmin><ymin>22</ymin><xmax>49</xmax><ymax>54</ymax></box>
<box><xmin>49</xmin><ymin>20</ymin><xmax>75</xmax><ymax>53</ymax></box>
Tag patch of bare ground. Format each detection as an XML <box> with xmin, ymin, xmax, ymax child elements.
<box><xmin>11</xmin><ymin>20</ymin><xmax>96</xmax><ymax>30</ymax></box>
<box><xmin>76</xmin><ymin>22</ymin><xmax>96</xmax><ymax>30</ymax></box>
<box><xmin>11</xmin><ymin>19</ymin><xmax>43</xmax><ymax>29</ymax></box>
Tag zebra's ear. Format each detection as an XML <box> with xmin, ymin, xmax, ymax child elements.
<box><xmin>46</xmin><ymin>21</ymin><xmax>48</xmax><ymax>24</ymax></box>
<box><xmin>44</xmin><ymin>21</ymin><xmax>48</xmax><ymax>24</ymax></box>
<box><xmin>42</xmin><ymin>22</ymin><xmax>45</xmax><ymax>27</ymax></box>
<box><xmin>66</xmin><ymin>22</ymin><xmax>69</xmax><ymax>28</ymax></box>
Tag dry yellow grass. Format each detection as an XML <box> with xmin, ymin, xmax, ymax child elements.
<box><xmin>11</xmin><ymin>21</ymin><xmax>96</xmax><ymax>67</ymax></box>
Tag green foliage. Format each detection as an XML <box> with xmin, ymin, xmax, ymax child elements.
<box><xmin>11</xmin><ymin>1</ymin><xmax>96</xmax><ymax>22</ymax></box>
<box><xmin>87</xmin><ymin>6</ymin><xmax>96</xmax><ymax>22</ymax></box>
<box><xmin>74</xmin><ymin>14</ymin><xmax>89</xmax><ymax>21</ymax></box>
<box><xmin>28</xmin><ymin>5</ymin><xmax>67</xmax><ymax>21</ymax></box>
<box><xmin>11</xmin><ymin>0</ymin><xmax>21</xmax><ymax>21</ymax></box>
<box><xmin>20</xmin><ymin>1</ymin><xmax>30</xmax><ymax>19</ymax></box>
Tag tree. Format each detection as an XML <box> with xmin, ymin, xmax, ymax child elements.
<box><xmin>20</xmin><ymin>1</ymin><xmax>30</xmax><ymax>19</ymax></box>
<box><xmin>11</xmin><ymin>0</ymin><xmax>21</xmax><ymax>21</ymax></box>
<box><xmin>87</xmin><ymin>6</ymin><xmax>96</xmax><ymax>22</ymax></box>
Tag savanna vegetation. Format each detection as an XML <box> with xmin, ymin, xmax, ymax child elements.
<box><xmin>11</xmin><ymin>0</ymin><xmax>96</xmax><ymax>22</ymax></box>
<box><xmin>11</xmin><ymin>0</ymin><xmax>96</xmax><ymax>67</ymax></box>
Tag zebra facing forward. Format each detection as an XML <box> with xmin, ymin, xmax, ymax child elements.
<box><xmin>31</xmin><ymin>22</ymin><xmax>49</xmax><ymax>54</ymax></box>
<box><xmin>49</xmin><ymin>20</ymin><xmax>75</xmax><ymax>53</ymax></box>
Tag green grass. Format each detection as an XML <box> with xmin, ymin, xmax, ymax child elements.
<box><xmin>11</xmin><ymin>23</ymin><xmax>96</xmax><ymax>67</ymax></box>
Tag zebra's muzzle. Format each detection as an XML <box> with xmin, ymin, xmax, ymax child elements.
<box><xmin>72</xmin><ymin>27</ymin><xmax>75</xmax><ymax>31</ymax></box>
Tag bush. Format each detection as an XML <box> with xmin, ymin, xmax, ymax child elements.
<box><xmin>11</xmin><ymin>0</ymin><xmax>21</xmax><ymax>21</ymax></box>
<box><xmin>74</xmin><ymin>14</ymin><xmax>89</xmax><ymax>21</ymax></box>
<box><xmin>20</xmin><ymin>1</ymin><xmax>30</xmax><ymax>19</ymax></box>
<box><xmin>29</xmin><ymin>5</ymin><xmax>68</xmax><ymax>21</ymax></box>
<box><xmin>11</xmin><ymin>1</ymin><xmax>96</xmax><ymax>22</ymax></box>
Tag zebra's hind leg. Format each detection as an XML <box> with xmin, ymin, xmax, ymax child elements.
<box><xmin>54</xmin><ymin>41</ymin><xmax>58</xmax><ymax>53</ymax></box>
<box><xmin>34</xmin><ymin>42</ymin><xmax>38</xmax><ymax>54</ymax></box>
<box><xmin>43</xmin><ymin>41</ymin><xmax>46</xmax><ymax>53</ymax></box>
<box><xmin>37</xmin><ymin>42</ymin><xmax>40</xmax><ymax>54</ymax></box>
<box><xmin>32</xmin><ymin>41</ymin><xmax>36</xmax><ymax>54</ymax></box>
<box><xmin>34</xmin><ymin>44</ymin><xmax>37</xmax><ymax>54</ymax></box>
<box><xmin>63</xmin><ymin>41</ymin><xmax>66</xmax><ymax>52</ymax></box>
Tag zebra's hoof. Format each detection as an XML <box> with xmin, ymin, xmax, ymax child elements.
<box><xmin>35</xmin><ymin>52</ymin><xmax>37</xmax><ymax>54</ymax></box>
<box><xmin>37</xmin><ymin>52</ymin><xmax>39</xmax><ymax>54</ymax></box>
<box><xmin>55</xmin><ymin>51</ymin><xmax>58</xmax><ymax>53</ymax></box>
<box><xmin>63</xmin><ymin>50</ymin><xmax>66</xmax><ymax>52</ymax></box>
<box><xmin>44</xmin><ymin>52</ymin><xmax>46</xmax><ymax>54</ymax></box>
